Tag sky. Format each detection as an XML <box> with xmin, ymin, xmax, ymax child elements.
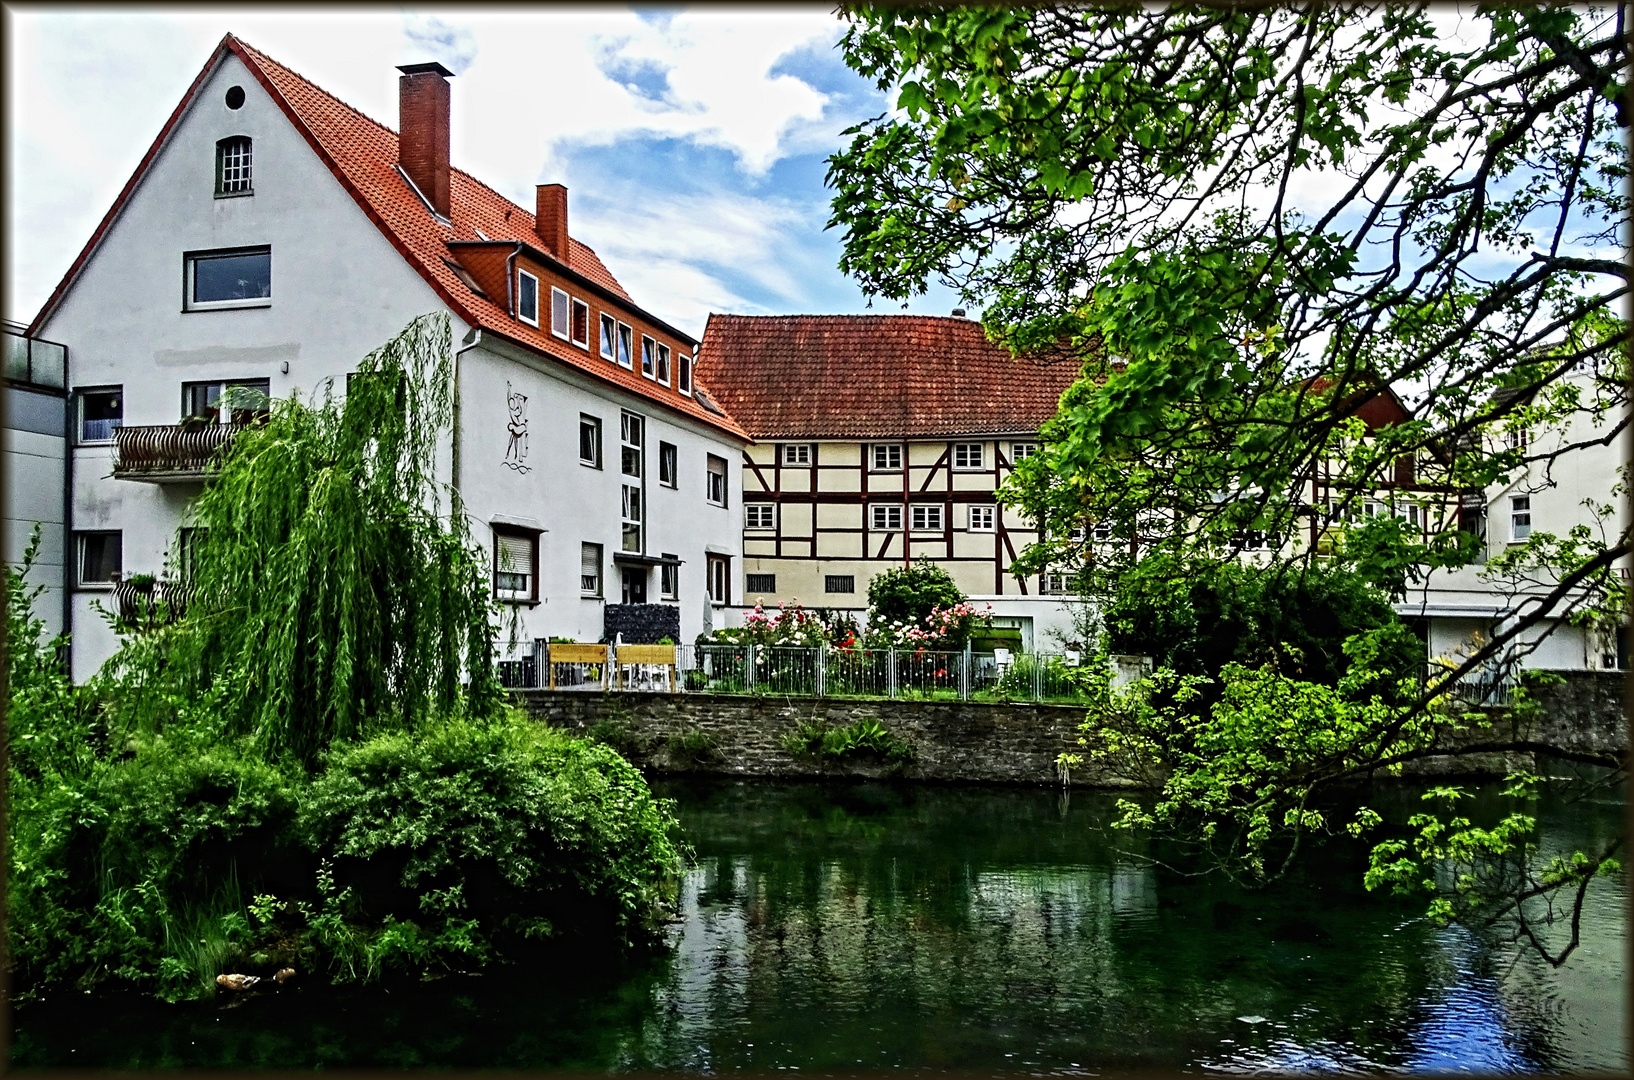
<box><xmin>4</xmin><ymin>5</ymin><xmax>965</xmax><ymax>337</ymax></box>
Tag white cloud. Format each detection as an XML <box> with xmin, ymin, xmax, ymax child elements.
<box><xmin>578</xmin><ymin>191</ymin><xmax>828</xmax><ymax>331</ymax></box>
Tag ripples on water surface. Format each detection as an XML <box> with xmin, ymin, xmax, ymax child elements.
<box><xmin>10</xmin><ymin>777</ymin><xmax>1626</xmax><ymax>1071</ymax></box>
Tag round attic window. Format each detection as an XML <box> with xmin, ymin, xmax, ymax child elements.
<box><xmin>225</xmin><ymin>85</ymin><xmax>245</xmax><ymax>109</ymax></box>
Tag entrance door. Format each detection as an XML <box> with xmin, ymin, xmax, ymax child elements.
<box><xmin>622</xmin><ymin>566</ymin><xmax>648</xmax><ymax>604</ymax></box>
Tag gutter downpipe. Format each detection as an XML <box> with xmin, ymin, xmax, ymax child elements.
<box><xmin>453</xmin><ymin>328</ymin><xmax>485</xmax><ymax>511</ymax></box>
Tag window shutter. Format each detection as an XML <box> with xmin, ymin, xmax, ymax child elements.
<box><xmin>498</xmin><ymin>534</ymin><xmax>534</xmax><ymax>575</ymax></box>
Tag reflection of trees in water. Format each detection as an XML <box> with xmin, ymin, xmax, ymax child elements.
<box><xmin>637</xmin><ymin>780</ymin><xmax>1624</xmax><ymax>1072</ymax></box>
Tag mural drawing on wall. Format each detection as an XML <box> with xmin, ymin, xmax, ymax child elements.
<box><xmin>504</xmin><ymin>381</ymin><xmax>530</xmax><ymax>473</ymax></box>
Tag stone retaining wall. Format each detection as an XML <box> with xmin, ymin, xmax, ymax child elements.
<box><xmin>515</xmin><ymin>691</ymin><xmax>1115</xmax><ymax>787</ymax></box>
<box><xmin>514</xmin><ymin>669</ymin><xmax>1625</xmax><ymax>789</ymax></box>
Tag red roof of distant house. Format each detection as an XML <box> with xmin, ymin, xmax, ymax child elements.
<box><xmin>696</xmin><ymin>313</ymin><xmax>1082</xmax><ymax>440</ymax></box>
<box><xmin>29</xmin><ymin>34</ymin><xmax>746</xmax><ymax>441</ymax></box>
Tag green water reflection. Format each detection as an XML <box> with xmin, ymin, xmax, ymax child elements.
<box><xmin>10</xmin><ymin>777</ymin><xmax>1626</xmax><ymax>1071</ymax></box>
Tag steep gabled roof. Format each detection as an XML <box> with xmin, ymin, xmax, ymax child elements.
<box><xmin>30</xmin><ymin>34</ymin><xmax>746</xmax><ymax>441</ymax></box>
<box><xmin>696</xmin><ymin>313</ymin><xmax>1082</xmax><ymax>440</ymax></box>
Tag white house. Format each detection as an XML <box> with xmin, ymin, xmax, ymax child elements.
<box><xmin>23</xmin><ymin>35</ymin><xmax>750</xmax><ymax>683</ymax></box>
<box><xmin>1395</xmin><ymin>369</ymin><xmax>1630</xmax><ymax>673</ymax></box>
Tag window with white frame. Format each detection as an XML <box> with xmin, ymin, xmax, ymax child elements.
<box><xmin>641</xmin><ymin>335</ymin><xmax>657</xmax><ymax>379</ymax></box>
<box><xmin>571</xmin><ymin>298</ymin><xmax>590</xmax><ymax>348</ymax></box>
<box><xmin>581</xmin><ymin>542</ymin><xmax>603</xmax><ymax>596</ymax></box>
<box><xmin>550</xmin><ymin>287</ymin><xmax>570</xmax><ymax>340</ymax></box>
<box><xmin>657</xmin><ymin>343</ymin><xmax>671</xmax><ymax>386</ymax></box>
<box><xmin>1039</xmin><ymin>570</ymin><xmax>1069</xmax><ymax>595</ymax></box>
<box><xmin>678</xmin><ymin>349</ymin><xmax>693</xmax><ymax>395</ymax></box>
<box><xmin>185</xmin><ymin>247</ymin><xmax>271</xmax><ymax>310</ymax></box>
<box><xmin>707</xmin><ymin>455</ymin><xmax>728</xmax><ymax>507</ymax></box>
<box><xmin>599</xmin><ymin>313</ymin><xmax>617</xmax><ymax>360</ymax></box>
<box><xmin>953</xmin><ymin>443</ymin><xmax>984</xmax><ymax>469</ymax></box>
<box><xmin>617</xmin><ymin>322</ymin><xmax>634</xmax><ymax>369</ymax></box>
<box><xmin>1511</xmin><ymin>495</ymin><xmax>1531</xmax><ymax>541</ymax></box>
<box><xmin>782</xmin><ymin>443</ymin><xmax>811</xmax><ymax>466</ymax></box>
<box><xmin>708</xmin><ymin>554</ymin><xmax>730</xmax><ymax>604</ymax></box>
<box><xmin>493</xmin><ymin>528</ymin><xmax>538</xmax><ymax>603</ymax></box>
<box><xmin>579</xmin><ymin>414</ymin><xmax>602</xmax><ymax>468</ymax></box>
<box><xmin>661</xmin><ymin>555</ymin><xmax>679</xmax><ymax>599</ymax></box>
<box><xmin>911</xmin><ymin>504</ymin><xmax>945</xmax><ymax>532</ymax></box>
<box><xmin>1012</xmin><ymin>442</ymin><xmax>1038</xmax><ymax>462</ymax></box>
<box><xmin>659</xmin><ymin>441</ymin><xmax>677</xmax><ymax>487</ymax></box>
<box><xmin>621</xmin><ymin>413</ymin><xmax>644</xmax><ymax>553</ymax></box>
<box><xmin>871</xmin><ymin>504</ymin><xmax>902</xmax><ymax>531</ymax></box>
<box><xmin>622</xmin><ymin>484</ymin><xmax>643</xmax><ymax>553</ymax></box>
<box><xmin>871</xmin><ymin>443</ymin><xmax>902</xmax><ymax>471</ymax></box>
<box><xmin>75</xmin><ymin>531</ymin><xmax>122</xmax><ymax>587</ymax></box>
<box><xmin>517</xmin><ymin>270</ymin><xmax>539</xmax><ymax>326</ymax></box>
<box><xmin>746</xmin><ymin>504</ymin><xmax>776</xmax><ymax>530</ymax></box>
<box><xmin>184</xmin><ymin>379</ymin><xmax>270</xmax><ymax>424</ymax></box>
<box><xmin>1505</xmin><ymin>427</ymin><xmax>1530</xmax><ymax>450</ymax></box>
<box><xmin>215</xmin><ymin>136</ymin><xmax>252</xmax><ymax>196</ymax></box>
<box><xmin>968</xmin><ymin>505</ymin><xmax>995</xmax><ymax>532</ymax></box>
<box><xmin>621</xmin><ymin>413</ymin><xmax>643</xmax><ymax>478</ymax></box>
<box><xmin>78</xmin><ymin>387</ymin><xmax>123</xmax><ymax>443</ymax></box>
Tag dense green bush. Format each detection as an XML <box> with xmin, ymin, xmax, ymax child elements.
<box><xmin>7</xmin><ymin>733</ymin><xmax>303</xmax><ymax>1001</ymax></box>
<box><xmin>299</xmin><ymin>713</ymin><xmax>685</xmax><ymax>973</ymax></box>
<box><xmin>865</xmin><ymin>560</ymin><xmax>966</xmax><ymax>628</ymax></box>
<box><xmin>1101</xmin><ymin>554</ymin><xmax>1421</xmax><ymax>696</ymax></box>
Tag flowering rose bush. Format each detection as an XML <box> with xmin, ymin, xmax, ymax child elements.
<box><xmin>861</xmin><ymin>601</ymin><xmax>994</xmax><ymax>650</ymax></box>
<box><xmin>704</xmin><ymin>600</ymin><xmax>845</xmax><ymax>647</ymax></box>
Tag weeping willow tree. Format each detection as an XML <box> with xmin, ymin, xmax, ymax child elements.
<box><xmin>154</xmin><ymin>313</ymin><xmax>501</xmax><ymax>763</ymax></box>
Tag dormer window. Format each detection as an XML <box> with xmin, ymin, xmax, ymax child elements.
<box><xmin>600</xmin><ymin>313</ymin><xmax>617</xmax><ymax>360</ymax></box>
<box><xmin>215</xmin><ymin>136</ymin><xmax>252</xmax><ymax>196</ymax></box>
<box><xmin>678</xmin><ymin>349</ymin><xmax>693</xmax><ymax>396</ymax></box>
<box><xmin>657</xmin><ymin>343</ymin><xmax>671</xmax><ymax>386</ymax></box>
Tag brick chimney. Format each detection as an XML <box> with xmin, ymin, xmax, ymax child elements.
<box><xmin>535</xmin><ymin>184</ymin><xmax>569</xmax><ymax>261</ymax></box>
<box><xmin>397</xmin><ymin>61</ymin><xmax>454</xmax><ymax>219</ymax></box>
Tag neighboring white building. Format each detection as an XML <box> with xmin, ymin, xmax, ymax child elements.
<box><xmin>1396</xmin><ymin>370</ymin><xmax>1630</xmax><ymax>673</ymax></box>
<box><xmin>23</xmin><ymin>35</ymin><xmax>749</xmax><ymax>682</ymax></box>
<box><xmin>3</xmin><ymin>322</ymin><xmax>70</xmax><ymax>639</ymax></box>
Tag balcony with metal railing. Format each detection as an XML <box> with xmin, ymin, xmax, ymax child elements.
<box><xmin>111</xmin><ymin>422</ymin><xmax>246</xmax><ymax>482</ymax></box>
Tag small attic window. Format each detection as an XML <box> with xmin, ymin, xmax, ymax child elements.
<box><xmin>225</xmin><ymin>85</ymin><xmax>245</xmax><ymax>109</ymax></box>
<box><xmin>215</xmin><ymin>137</ymin><xmax>252</xmax><ymax>197</ymax></box>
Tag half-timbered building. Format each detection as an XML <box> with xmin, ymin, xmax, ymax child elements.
<box><xmin>696</xmin><ymin>313</ymin><xmax>1084</xmax><ymax>649</ymax></box>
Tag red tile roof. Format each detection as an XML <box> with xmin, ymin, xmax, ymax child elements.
<box><xmin>31</xmin><ymin>34</ymin><xmax>746</xmax><ymax>442</ymax></box>
<box><xmin>696</xmin><ymin>314</ymin><xmax>1082</xmax><ymax>440</ymax></box>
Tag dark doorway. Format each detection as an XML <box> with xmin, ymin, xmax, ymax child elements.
<box><xmin>622</xmin><ymin>566</ymin><xmax>648</xmax><ymax>605</ymax></box>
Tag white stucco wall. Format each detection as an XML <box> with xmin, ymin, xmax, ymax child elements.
<box><xmin>458</xmin><ymin>336</ymin><xmax>744</xmax><ymax>653</ymax></box>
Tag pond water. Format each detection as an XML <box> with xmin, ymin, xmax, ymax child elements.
<box><xmin>11</xmin><ymin>777</ymin><xmax>1627</xmax><ymax>1072</ymax></box>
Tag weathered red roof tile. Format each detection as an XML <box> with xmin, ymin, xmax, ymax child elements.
<box><xmin>697</xmin><ymin>314</ymin><xmax>1082</xmax><ymax>440</ymax></box>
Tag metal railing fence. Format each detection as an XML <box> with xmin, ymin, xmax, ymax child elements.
<box><xmin>1424</xmin><ymin>661</ymin><xmax>1516</xmax><ymax>708</ymax></box>
<box><xmin>497</xmin><ymin>640</ymin><xmax>1100</xmax><ymax>703</ymax></box>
